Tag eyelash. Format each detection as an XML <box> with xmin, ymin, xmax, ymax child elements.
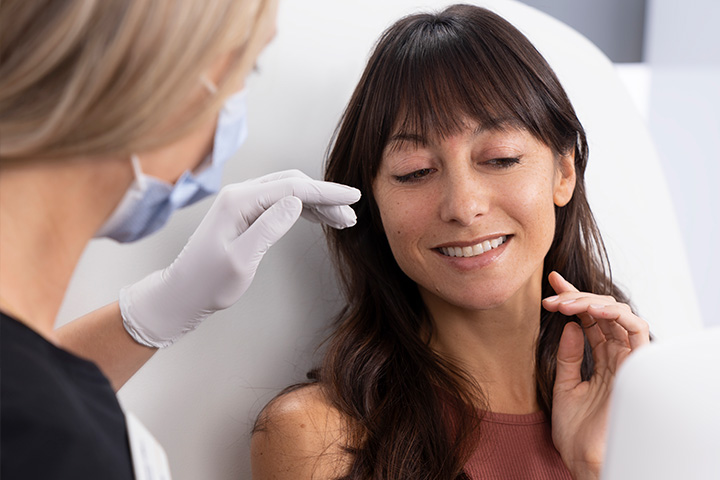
<box><xmin>394</xmin><ymin>158</ymin><xmax>520</xmax><ymax>183</ymax></box>
<box><xmin>394</xmin><ymin>168</ymin><xmax>435</xmax><ymax>183</ymax></box>
<box><xmin>486</xmin><ymin>157</ymin><xmax>521</xmax><ymax>168</ymax></box>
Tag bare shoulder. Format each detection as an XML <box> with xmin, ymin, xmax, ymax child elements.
<box><xmin>251</xmin><ymin>384</ymin><xmax>353</xmax><ymax>479</ymax></box>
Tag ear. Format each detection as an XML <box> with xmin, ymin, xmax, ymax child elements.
<box><xmin>553</xmin><ymin>152</ymin><xmax>576</xmax><ymax>207</ymax></box>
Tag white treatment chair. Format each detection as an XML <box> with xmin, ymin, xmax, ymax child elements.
<box><xmin>57</xmin><ymin>1</ymin><xmax>701</xmax><ymax>478</ymax></box>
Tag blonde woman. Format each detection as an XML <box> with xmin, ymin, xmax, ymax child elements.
<box><xmin>0</xmin><ymin>1</ymin><xmax>359</xmax><ymax>478</ymax></box>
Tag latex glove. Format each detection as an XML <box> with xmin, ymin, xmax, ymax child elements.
<box><xmin>119</xmin><ymin>170</ymin><xmax>361</xmax><ymax>348</ymax></box>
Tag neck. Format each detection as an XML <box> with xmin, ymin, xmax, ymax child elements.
<box><xmin>424</xmin><ymin>268</ymin><xmax>543</xmax><ymax>414</ymax></box>
<box><xmin>0</xmin><ymin>156</ymin><xmax>131</xmax><ymax>341</ymax></box>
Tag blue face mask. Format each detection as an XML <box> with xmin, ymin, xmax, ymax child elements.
<box><xmin>95</xmin><ymin>88</ymin><xmax>248</xmax><ymax>243</ymax></box>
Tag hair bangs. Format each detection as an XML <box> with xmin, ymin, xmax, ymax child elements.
<box><xmin>369</xmin><ymin>7</ymin><xmax>570</xmax><ymax>162</ymax></box>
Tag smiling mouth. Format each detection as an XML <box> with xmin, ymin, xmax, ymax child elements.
<box><xmin>437</xmin><ymin>235</ymin><xmax>508</xmax><ymax>258</ymax></box>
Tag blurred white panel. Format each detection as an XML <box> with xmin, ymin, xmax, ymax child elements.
<box><xmin>603</xmin><ymin>327</ymin><xmax>720</xmax><ymax>479</ymax></box>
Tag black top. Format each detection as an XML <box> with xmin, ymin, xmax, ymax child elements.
<box><xmin>1</xmin><ymin>311</ymin><xmax>134</xmax><ymax>480</ymax></box>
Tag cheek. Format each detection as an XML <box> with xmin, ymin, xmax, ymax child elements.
<box><xmin>380</xmin><ymin>202</ymin><xmax>415</xmax><ymax>252</ymax></box>
<box><xmin>376</xmin><ymin>193</ymin><xmax>430</xmax><ymax>265</ymax></box>
<box><xmin>500</xmin><ymin>173</ymin><xmax>558</xmax><ymax>245</ymax></box>
<box><xmin>523</xmin><ymin>181</ymin><xmax>558</xmax><ymax>247</ymax></box>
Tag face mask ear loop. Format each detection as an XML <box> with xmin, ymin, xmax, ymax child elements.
<box><xmin>200</xmin><ymin>75</ymin><xmax>219</xmax><ymax>95</ymax></box>
<box><xmin>130</xmin><ymin>154</ymin><xmax>146</xmax><ymax>187</ymax></box>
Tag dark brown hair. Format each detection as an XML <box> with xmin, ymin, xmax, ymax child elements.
<box><xmin>259</xmin><ymin>4</ymin><xmax>630</xmax><ymax>479</ymax></box>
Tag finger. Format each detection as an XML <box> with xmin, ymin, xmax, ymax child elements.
<box><xmin>246</xmin><ymin>169</ymin><xmax>314</xmax><ymax>185</ymax></box>
<box><xmin>224</xmin><ymin>176</ymin><xmax>361</xmax><ymax>207</ymax></box>
<box><xmin>252</xmin><ymin>178</ymin><xmax>361</xmax><ymax>208</ymax></box>
<box><xmin>586</xmin><ymin>304</ymin><xmax>630</xmax><ymax>346</ymax></box>
<box><xmin>547</xmin><ymin>271</ymin><xmax>579</xmax><ymax>295</ymax></box>
<box><xmin>586</xmin><ymin>304</ymin><xmax>649</xmax><ymax>350</ymax></box>
<box><xmin>217</xmin><ymin>178</ymin><xmax>360</xmax><ymax>233</ymax></box>
<box><xmin>553</xmin><ymin>297</ymin><xmax>630</xmax><ymax>347</ymax></box>
<box><xmin>547</xmin><ymin>295</ymin><xmax>615</xmax><ymax>319</ymax></box>
<box><xmin>228</xmin><ymin>196</ymin><xmax>303</xmax><ymax>272</ymax></box>
<box><xmin>542</xmin><ymin>292</ymin><xmax>594</xmax><ymax>312</ymax></box>
<box><xmin>580</xmin><ymin>317</ymin><xmax>609</xmax><ymax>368</ymax></box>
<box><xmin>544</xmin><ymin>272</ymin><xmax>598</xmax><ymax>325</ymax></box>
<box><xmin>553</xmin><ymin>295</ymin><xmax>626</xmax><ymax>348</ymax></box>
<box><xmin>543</xmin><ymin>292</ymin><xmax>607</xmax><ymax>350</ymax></box>
<box><xmin>244</xmin><ymin>169</ymin><xmax>361</xmax><ymax>206</ymax></box>
<box><xmin>554</xmin><ymin>322</ymin><xmax>586</xmax><ymax>393</ymax></box>
<box><xmin>542</xmin><ymin>293</ymin><xmax>599</xmax><ymax>330</ymax></box>
<box><xmin>301</xmin><ymin>204</ymin><xmax>357</xmax><ymax>229</ymax></box>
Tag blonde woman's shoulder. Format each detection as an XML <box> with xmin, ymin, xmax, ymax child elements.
<box><xmin>251</xmin><ymin>384</ymin><xmax>354</xmax><ymax>479</ymax></box>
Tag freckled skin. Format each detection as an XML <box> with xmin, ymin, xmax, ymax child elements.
<box><xmin>373</xmin><ymin>124</ymin><xmax>575</xmax><ymax>315</ymax></box>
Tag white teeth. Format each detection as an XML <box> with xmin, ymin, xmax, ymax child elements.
<box><xmin>439</xmin><ymin>235</ymin><xmax>507</xmax><ymax>258</ymax></box>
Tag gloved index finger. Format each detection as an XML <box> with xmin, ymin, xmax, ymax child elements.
<box><xmin>302</xmin><ymin>204</ymin><xmax>358</xmax><ymax>229</ymax></box>
<box><xmin>254</xmin><ymin>177</ymin><xmax>361</xmax><ymax>209</ymax></box>
<box><xmin>247</xmin><ymin>169</ymin><xmax>313</xmax><ymax>185</ymax></box>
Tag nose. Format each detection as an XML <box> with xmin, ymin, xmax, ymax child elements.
<box><xmin>438</xmin><ymin>169</ymin><xmax>489</xmax><ymax>226</ymax></box>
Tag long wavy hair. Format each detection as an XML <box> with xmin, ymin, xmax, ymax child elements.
<box><xmin>261</xmin><ymin>5</ymin><xmax>630</xmax><ymax>479</ymax></box>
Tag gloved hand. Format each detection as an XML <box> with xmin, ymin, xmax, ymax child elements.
<box><xmin>119</xmin><ymin>170</ymin><xmax>361</xmax><ymax>348</ymax></box>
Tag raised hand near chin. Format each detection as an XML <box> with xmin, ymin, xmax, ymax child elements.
<box><xmin>542</xmin><ymin>271</ymin><xmax>650</xmax><ymax>480</ymax></box>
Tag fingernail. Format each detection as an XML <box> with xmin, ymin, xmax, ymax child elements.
<box><xmin>544</xmin><ymin>295</ymin><xmax>559</xmax><ymax>303</ymax></box>
<box><xmin>589</xmin><ymin>304</ymin><xmax>605</xmax><ymax>310</ymax></box>
<box><xmin>560</xmin><ymin>298</ymin><xmax>577</xmax><ymax>305</ymax></box>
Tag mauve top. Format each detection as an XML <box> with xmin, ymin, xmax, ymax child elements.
<box><xmin>464</xmin><ymin>411</ymin><xmax>572</xmax><ymax>480</ymax></box>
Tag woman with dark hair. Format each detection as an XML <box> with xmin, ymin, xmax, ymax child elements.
<box><xmin>251</xmin><ymin>4</ymin><xmax>649</xmax><ymax>479</ymax></box>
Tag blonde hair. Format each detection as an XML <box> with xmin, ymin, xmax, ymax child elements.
<box><xmin>0</xmin><ymin>0</ymin><xmax>271</xmax><ymax>161</ymax></box>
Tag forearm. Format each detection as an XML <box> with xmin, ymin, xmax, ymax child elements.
<box><xmin>55</xmin><ymin>302</ymin><xmax>157</xmax><ymax>391</ymax></box>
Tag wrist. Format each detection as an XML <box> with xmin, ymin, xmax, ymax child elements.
<box><xmin>120</xmin><ymin>269</ymin><xmax>207</xmax><ymax>348</ymax></box>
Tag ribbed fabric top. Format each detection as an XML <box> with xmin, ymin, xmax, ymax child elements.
<box><xmin>464</xmin><ymin>411</ymin><xmax>572</xmax><ymax>480</ymax></box>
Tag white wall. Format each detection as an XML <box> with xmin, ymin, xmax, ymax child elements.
<box><xmin>518</xmin><ymin>0</ymin><xmax>647</xmax><ymax>62</ymax></box>
<box><xmin>643</xmin><ymin>0</ymin><xmax>720</xmax><ymax>327</ymax></box>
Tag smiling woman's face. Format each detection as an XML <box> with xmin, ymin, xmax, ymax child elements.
<box><xmin>372</xmin><ymin>121</ymin><xmax>576</xmax><ymax>313</ymax></box>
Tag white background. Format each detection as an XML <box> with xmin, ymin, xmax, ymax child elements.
<box><xmin>643</xmin><ymin>0</ymin><xmax>719</xmax><ymax>328</ymax></box>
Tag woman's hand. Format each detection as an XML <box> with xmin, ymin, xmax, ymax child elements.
<box><xmin>542</xmin><ymin>271</ymin><xmax>650</xmax><ymax>480</ymax></box>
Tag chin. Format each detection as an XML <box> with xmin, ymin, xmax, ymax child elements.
<box><xmin>425</xmin><ymin>285</ymin><xmax>515</xmax><ymax>312</ymax></box>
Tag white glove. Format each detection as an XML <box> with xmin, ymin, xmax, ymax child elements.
<box><xmin>119</xmin><ymin>170</ymin><xmax>361</xmax><ymax>348</ymax></box>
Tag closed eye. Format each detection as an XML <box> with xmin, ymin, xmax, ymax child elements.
<box><xmin>394</xmin><ymin>168</ymin><xmax>436</xmax><ymax>183</ymax></box>
<box><xmin>485</xmin><ymin>157</ymin><xmax>520</xmax><ymax>169</ymax></box>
